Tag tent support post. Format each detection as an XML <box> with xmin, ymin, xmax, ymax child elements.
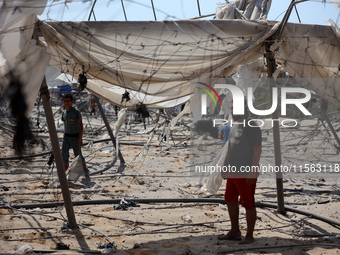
<box><xmin>94</xmin><ymin>96</ymin><xmax>125</xmax><ymax>163</ymax></box>
<box><xmin>265</xmin><ymin>42</ymin><xmax>285</xmax><ymax>215</ymax></box>
<box><xmin>39</xmin><ymin>78</ymin><xmax>77</xmax><ymax>229</ymax></box>
<box><xmin>267</xmin><ymin>0</ymin><xmax>314</xmax><ymax>214</ymax></box>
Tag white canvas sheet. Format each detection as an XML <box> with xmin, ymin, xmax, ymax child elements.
<box><xmin>275</xmin><ymin>22</ymin><xmax>340</xmax><ymax>106</ymax></box>
<box><xmin>39</xmin><ymin>20</ymin><xmax>278</xmax><ymax>108</ymax></box>
<box><xmin>1</xmin><ymin>0</ymin><xmax>339</xmax><ymax>113</ymax></box>
<box><xmin>0</xmin><ymin>0</ymin><xmax>49</xmax><ymax>116</ymax></box>
<box><xmin>216</xmin><ymin>0</ymin><xmax>272</xmax><ymax>20</ymax></box>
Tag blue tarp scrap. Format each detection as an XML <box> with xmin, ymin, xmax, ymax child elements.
<box><xmin>99</xmin><ymin>242</ymin><xmax>116</xmax><ymax>249</ymax></box>
<box><xmin>60</xmin><ymin>223</ymin><xmax>69</xmax><ymax>230</ymax></box>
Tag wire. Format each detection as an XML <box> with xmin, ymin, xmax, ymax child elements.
<box><xmin>294</xmin><ymin>5</ymin><xmax>302</xmax><ymax>23</ymax></box>
<box><xmin>7</xmin><ymin>199</ymin><xmax>114</xmax><ymax>243</ymax></box>
<box><xmin>151</xmin><ymin>0</ymin><xmax>157</xmax><ymax>21</ymax></box>
<box><xmin>197</xmin><ymin>0</ymin><xmax>202</xmax><ymax>17</ymax></box>
<box><xmin>88</xmin><ymin>0</ymin><xmax>98</xmax><ymax>21</ymax></box>
<box><xmin>121</xmin><ymin>0</ymin><xmax>128</xmax><ymax>21</ymax></box>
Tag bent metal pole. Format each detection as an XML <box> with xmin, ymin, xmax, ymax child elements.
<box><xmin>94</xmin><ymin>96</ymin><xmax>125</xmax><ymax>163</ymax></box>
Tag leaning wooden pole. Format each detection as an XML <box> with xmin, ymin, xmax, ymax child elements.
<box><xmin>263</xmin><ymin>0</ymin><xmax>307</xmax><ymax>215</ymax></box>
<box><xmin>35</xmin><ymin>23</ymin><xmax>77</xmax><ymax>228</ymax></box>
<box><xmin>265</xmin><ymin>42</ymin><xmax>285</xmax><ymax>214</ymax></box>
<box><xmin>94</xmin><ymin>96</ymin><xmax>125</xmax><ymax>163</ymax></box>
<box><xmin>40</xmin><ymin>78</ymin><xmax>77</xmax><ymax>228</ymax></box>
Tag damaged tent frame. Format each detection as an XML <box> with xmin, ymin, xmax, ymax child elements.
<box><xmin>7</xmin><ymin>0</ymin><xmax>338</xmax><ymax>230</ymax></box>
<box><xmin>31</xmin><ymin>22</ymin><xmax>126</xmax><ymax>229</ymax></box>
<box><xmin>6</xmin><ymin>198</ymin><xmax>340</xmax><ymax>227</ymax></box>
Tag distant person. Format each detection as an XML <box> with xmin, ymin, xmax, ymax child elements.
<box><xmin>89</xmin><ymin>94</ymin><xmax>96</xmax><ymax>115</ymax></box>
<box><xmin>62</xmin><ymin>93</ymin><xmax>90</xmax><ymax>179</ymax></box>
<box><xmin>218</xmin><ymin>101</ymin><xmax>262</xmax><ymax>244</ymax></box>
<box><xmin>114</xmin><ymin>105</ymin><xmax>119</xmax><ymax>116</ymax></box>
<box><xmin>219</xmin><ymin>123</ymin><xmax>230</xmax><ymax>145</ymax></box>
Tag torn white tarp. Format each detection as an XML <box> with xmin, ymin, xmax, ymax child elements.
<box><xmin>198</xmin><ymin>141</ymin><xmax>229</xmax><ymax>195</ymax></box>
<box><xmin>86</xmin><ymin>79</ymin><xmax>190</xmax><ymax>109</ymax></box>
<box><xmin>114</xmin><ymin>108</ymin><xmax>127</xmax><ymax>137</ymax></box>
<box><xmin>39</xmin><ymin>20</ymin><xmax>279</xmax><ymax>108</ymax></box>
<box><xmin>275</xmin><ymin>22</ymin><xmax>340</xmax><ymax>106</ymax></box>
<box><xmin>329</xmin><ymin>19</ymin><xmax>340</xmax><ymax>38</ymax></box>
<box><xmin>0</xmin><ymin>0</ymin><xmax>50</xmax><ymax>116</ymax></box>
<box><xmin>45</xmin><ymin>66</ymin><xmax>77</xmax><ymax>87</ymax></box>
<box><xmin>216</xmin><ymin>0</ymin><xmax>272</xmax><ymax>20</ymax></box>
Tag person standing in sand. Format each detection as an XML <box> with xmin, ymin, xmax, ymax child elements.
<box><xmin>61</xmin><ymin>93</ymin><xmax>90</xmax><ymax>179</ymax></box>
<box><xmin>218</xmin><ymin>101</ymin><xmax>262</xmax><ymax>244</ymax></box>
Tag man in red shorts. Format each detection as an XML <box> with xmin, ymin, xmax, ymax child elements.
<box><xmin>218</xmin><ymin>101</ymin><xmax>262</xmax><ymax>244</ymax></box>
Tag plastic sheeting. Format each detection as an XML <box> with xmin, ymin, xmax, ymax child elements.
<box><xmin>39</xmin><ymin>19</ymin><xmax>279</xmax><ymax>108</ymax></box>
<box><xmin>216</xmin><ymin>0</ymin><xmax>272</xmax><ymax>20</ymax></box>
<box><xmin>114</xmin><ymin>108</ymin><xmax>127</xmax><ymax>137</ymax></box>
<box><xmin>1</xmin><ymin>0</ymin><xmax>339</xmax><ymax>114</ymax></box>
<box><xmin>0</xmin><ymin>0</ymin><xmax>50</xmax><ymax>116</ymax></box>
<box><xmin>39</xmin><ymin>18</ymin><xmax>340</xmax><ymax>109</ymax></box>
<box><xmin>198</xmin><ymin>141</ymin><xmax>229</xmax><ymax>195</ymax></box>
<box><xmin>275</xmin><ymin>22</ymin><xmax>340</xmax><ymax>106</ymax></box>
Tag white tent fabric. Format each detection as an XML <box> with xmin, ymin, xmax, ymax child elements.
<box><xmin>39</xmin><ymin>20</ymin><xmax>279</xmax><ymax>108</ymax></box>
<box><xmin>45</xmin><ymin>66</ymin><xmax>76</xmax><ymax>87</ymax></box>
<box><xmin>0</xmin><ymin>0</ymin><xmax>50</xmax><ymax>116</ymax></box>
<box><xmin>198</xmin><ymin>141</ymin><xmax>229</xmax><ymax>195</ymax></box>
<box><xmin>275</xmin><ymin>22</ymin><xmax>340</xmax><ymax>106</ymax></box>
<box><xmin>216</xmin><ymin>0</ymin><xmax>272</xmax><ymax>20</ymax></box>
<box><xmin>86</xmin><ymin>79</ymin><xmax>190</xmax><ymax>109</ymax></box>
<box><xmin>0</xmin><ymin>1</ymin><xmax>339</xmax><ymax>114</ymax></box>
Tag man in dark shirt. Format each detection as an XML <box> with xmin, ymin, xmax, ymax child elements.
<box><xmin>218</xmin><ymin>101</ymin><xmax>262</xmax><ymax>244</ymax></box>
<box><xmin>62</xmin><ymin>93</ymin><xmax>89</xmax><ymax>179</ymax></box>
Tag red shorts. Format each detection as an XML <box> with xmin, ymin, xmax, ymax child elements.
<box><xmin>224</xmin><ymin>176</ymin><xmax>257</xmax><ymax>209</ymax></box>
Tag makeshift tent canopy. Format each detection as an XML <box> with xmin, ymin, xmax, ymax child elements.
<box><xmin>0</xmin><ymin>0</ymin><xmax>50</xmax><ymax>117</ymax></box>
<box><xmin>1</xmin><ymin>1</ymin><xmax>339</xmax><ymax>114</ymax></box>
<box><xmin>37</xmin><ymin>19</ymin><xmax>340</xmax><ymax>109</ymax></box>
<box><xmin>1</xmin><ymin>0</ymin><xmax>339</xmax><ymax>233</ymax></box>
<box><xmin>38</xmin><ymin>19</ymin><xmax>279</xmax><ymax>108</ymax></box>
<box><xmin>216</xmin><ymin>0</ymin><xmax>272</xmax><ymax>20</ymax></box>
<box><xmin>274</xmin><ymin>22</ymin><xmax>340</xmax><ymax>106</ymax></box>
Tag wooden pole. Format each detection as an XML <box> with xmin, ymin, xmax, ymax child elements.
<box><xmin>94</xmin><ymin>96</ymin><xmax>125</xmax><ymax>163</ymax></box>
<box><xmin>265</xmin><ymin>42</ymin><xmax>285</xmax><ymax>214</ymax></box>
<box><xmin>267</xmin><ymin>0</ymin><xmax>311</xmax><ymax>214</ymax></box>
<box><xmin>39</xmin><ymin>78</ymin><xmax>77</xmax><ymax>228</ymax></box>
<box><xmin>35</xmin><ymin>22</ymin><xmax>77</xmax><ymax>228</ymax></box>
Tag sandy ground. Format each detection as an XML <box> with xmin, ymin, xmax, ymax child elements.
<box><xmin>1</xmin><ymin>110</ymin><xmax>340</xmax><ymax>254</ymax></box>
